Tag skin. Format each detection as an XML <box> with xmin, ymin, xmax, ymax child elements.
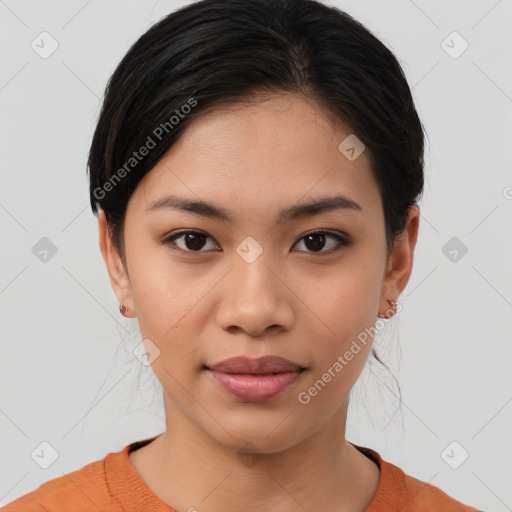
<box><xmin>98</xmin><ymin>92</ymin><xmax>419</xmax><ymax>512</ymax></box>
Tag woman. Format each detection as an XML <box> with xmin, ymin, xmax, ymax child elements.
<box><xmin>3</xmin><ymin>0</ymin><xmax>481</xmax><ymax>510</ymax></box>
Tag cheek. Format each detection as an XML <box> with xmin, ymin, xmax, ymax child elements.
<box><xmin>128</xmin><ymin>244</ymin><xmax>196</xmax><ymax>332</ymax></box>
<box><xmin>127</xmin><ymin>252</ymin><xmax>211</xmax><ymax>379</ymax></box>
<box><xmin>300</xmin><ymin>257</ymin><xmax>381</xmax><ymax>342</ymax></box>
<box><xmin>296</xmin><ymin>261</ymin><xmax>380</xmax><ymax>391</ymax></box>
<box><xmin>295</xmin><ymin>309</ymin><xmax>375</xmax><ymax>419</ymax></box>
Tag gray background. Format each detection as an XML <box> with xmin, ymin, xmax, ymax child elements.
<box><xmin>1</xmin><ymin>0</ymin><xmax>511</xmax><ymax>510</ymax></box>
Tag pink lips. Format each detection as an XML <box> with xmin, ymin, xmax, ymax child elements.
<box><xmin>206</xmin><ymin>355</ymin><xmax>305</xmax><ymax>402</ymax></box>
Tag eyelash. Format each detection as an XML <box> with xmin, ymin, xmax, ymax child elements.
<box><xmin>161</xmin><ymin>229</ymin><xmax>351</xmax><ymax>255</ymax></box>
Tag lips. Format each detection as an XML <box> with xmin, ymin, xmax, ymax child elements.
<box><xmin>205</xmin><ymin>355</ymin><xmax>306</xmax><ymax>402</ymax></box>
<box><xmin>206</xmin><ymin>355</ymin><xmax>304</xmax><ymax>374</ymax></box>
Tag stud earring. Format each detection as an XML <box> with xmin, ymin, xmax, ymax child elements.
<box><xmin>119</xmin><ymin>303</ymin><xmax>131</xmax><ymax>317</ymax></box>
<box><xmin>378</xmin><ymin>298</ymin><xmax>398</xmax><ymax>319</ymax></box>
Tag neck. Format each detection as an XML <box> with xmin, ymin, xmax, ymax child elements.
<box><xmin>130</xmin><ymin>398</ymin><xmax>380</xmax><ymax>512</ymax></box>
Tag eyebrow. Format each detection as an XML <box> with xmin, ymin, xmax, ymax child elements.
<box><xmin>146</xmin><ymin>194</ymin><xmax>362</xmax><ymax>222</ymax></box>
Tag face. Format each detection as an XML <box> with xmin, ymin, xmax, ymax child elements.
<box><xmin>99</xmin><ymin>93</ymin><xmax>418</xmax><ymax>454</ymax></box>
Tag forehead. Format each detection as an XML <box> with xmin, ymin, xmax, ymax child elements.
<box><xmin>129</xmin><ymin>94</ymin><xmax>382</xmax><ymax>224</ymax></box>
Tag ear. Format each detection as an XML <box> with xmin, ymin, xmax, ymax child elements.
<box><xmin>97</xmin><ymin>208</ymin><xmax>136</xmax><ymax>318</ymax></box>
<box><xmin>378</xmin><ymin>205</ymin><xmax>420</xmax><ymax>319</ymax></box>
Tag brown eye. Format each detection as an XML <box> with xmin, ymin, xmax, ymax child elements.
<box><xmin>163</xmin><ymin>231</ymin><xmax>219</xmax><ymax>253</ymax></box>
<box><xmin>293</xmin><ymin>231</ymin><xmax>350</xmax><ymax>254</ymax></box>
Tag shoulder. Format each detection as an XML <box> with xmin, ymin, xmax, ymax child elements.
<box><xmin>396</xmin><ymin>469</ymin><xmax>481</xmax><ymax>512</ymax></box>
<box><xmin>1</xmin><ymin>452</ymin><xmax>122</xmax><ymax>512</ymax></box>
<box><xmin>355</xmin><ymin>445</ymin><xmax>482</xmax><ymax>512</ymax></box>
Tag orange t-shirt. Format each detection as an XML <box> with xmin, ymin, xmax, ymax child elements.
<box><xmin>2</xmin><ymin>437</ymin><xmax>481</xmax><ymax>512</ymax></box>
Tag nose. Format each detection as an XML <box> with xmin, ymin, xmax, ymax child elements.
<box><xmin>215</xmin><ymin>254</ymin><xmax>294</xmax><ymax>338</ymax></box>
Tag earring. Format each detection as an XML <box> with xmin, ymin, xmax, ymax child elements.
<box><xmin>378</xmin><ymin>298</ymin><xmax>398</xmax><ymax>319</ymax></box>
<box><xmin>119</xmin><ymin>303</ymin><xmax>131</xmax><ymax>317</ymax></box>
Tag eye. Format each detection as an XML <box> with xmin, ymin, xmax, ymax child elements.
<box><xmin>292</xmin><ymin>230</ymin><xmax>350</xmax><ymax>254</ymax></box>
<box><xmin>162</xmin><ymin>230</ymin><xmax>219</xmax><ymax>253</ymax></box>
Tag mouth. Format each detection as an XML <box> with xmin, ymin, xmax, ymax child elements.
<box><xmin>203</xmin><ymin>358</ymin><xmax>306</xmax><ymax>402</ymax></box>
